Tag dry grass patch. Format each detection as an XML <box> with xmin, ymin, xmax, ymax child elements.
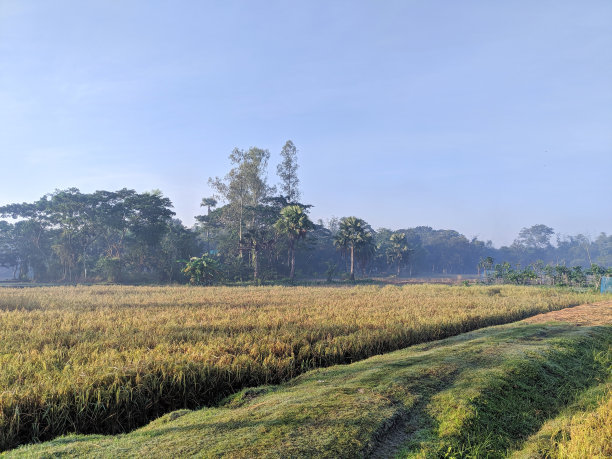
<box><xmin>525</xmin><ymin>300</ymin><xmax>612</xmax><ymax>326</ymax></box>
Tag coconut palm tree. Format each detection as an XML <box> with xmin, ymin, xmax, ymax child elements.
<box><xmin>387</xmin><ymin>232</ymin><xmax>409</xmax><ymax>276</ymax></box>
<box><xmin>333</xmin><ymin>217</ymin><xmax>373</xmax><ymax>281</ymax></box>
<box><xmin>356</xmin><ymin>231</ymin><xmax>376</xmax><ymax>276</ymax></box>
<box><xmin>274</xmin><ymin>205</ymin><xmax>313</xmax><ymax>280</ymax></box>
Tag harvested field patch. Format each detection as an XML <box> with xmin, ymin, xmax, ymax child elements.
<box><xmin>525</xmin><ymin>300</ymin><xmax>612</xmax><ymax>326</ymax></box>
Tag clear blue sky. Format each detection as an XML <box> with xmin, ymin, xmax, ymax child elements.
<box><xmin>1</xmin><ymin>1</ymin><xmax>610</xmax><ymax>246</ymax></box>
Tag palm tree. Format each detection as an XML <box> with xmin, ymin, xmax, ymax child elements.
<box><xmin>356</xmin><ymin>232</ymin><xmax>376</xmax><ymax>276</ymax></box>
<box><xmin>200</xmin><ymin>197</ymin><xmax>217</xmax><ymax>254</ymax></box>
<box><xmin>201</xmin><ymin>197</ymin><xmax>217</xmax><ymax>213</ymax></box>
<box><xmin>483</xmin><ymin>256</ymin><xmax>494</xmax><ymax>280</ymax></box>
<box><xmin>387</xmin><ymin>232</ymin><xmax>408</xmax><ymax>276</ymax></box>
<box><xmin>274</xmin><ymin>205</ymin><xmax>313</xmax><ymax>281</ymax></box>
<box><xmin>333</xmin><ymin>217</ymin><xmax>373</xmax><ymax>281</ymax></box>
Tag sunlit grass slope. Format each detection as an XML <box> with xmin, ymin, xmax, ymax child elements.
<box><xmin>551</xmin><ymin>390</ymin><xmax>611</xmax><ymax>458</ymax></box>
<box><xmin>513</xmin><ymin>379</ymin><xmax>611</xmax><ymax>458</ymax></box>
<box><xmin>0</xmin><ymin>285</ymin><xmax>600</xmax><ymax>451</ymax></box>
<box><xmin>6</xmin><ymin>321</ymin><xmax>610</xmax><ymax>458</ymax></box>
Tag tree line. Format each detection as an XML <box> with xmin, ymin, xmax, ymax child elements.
<box><xmin>1</xmin><ymin>141</ymin><xmax>610</xmax><ymax>284</ymax></box>
<box><xmin>477</xmin><ymin>256</ymin><xmax>611</xmax><ymax>289</ymax></box>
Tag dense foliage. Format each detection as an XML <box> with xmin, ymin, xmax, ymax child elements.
<box><xmin>180</xmin><ymin>255</ymin><xmax>222</xmax><ymax>285</ymax></box>
<box><xmin>0</xmin><ymin>142</ymin><xmax>610</xmax><ymax>283</ymax></box>
<box><xmin>485</xmin><ymin>260</ymin><xmax>612</xmax><ymax>288</ymax></box>
<box><xmin>0</xmin><ymin>188</ymin><xmax>192</xmax><ymax>283</ymax></box>
<box><xmin>0</xmin><ymin>284</ymin><xmax>600</xmax><ymax>451</ymax></box>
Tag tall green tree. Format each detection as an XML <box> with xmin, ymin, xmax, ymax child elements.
<box><xmin>0</xmin><ymin>200</ymin><xmax>54</xmax><ymax>281</ymax></box>
<box><xmin>159</xmin><ymin>219</ymin><xmax>201</xmax><ymax>282</ymax></box>
<box><xmin>0</xmin><ymin>221</ymin><xmax>18</xmax><ymax>277</ymax></box>
<box><xmin>277</xmin><ymin>140</ymin><xmax>300</xmax><ymax>203</ymax></box>
<box><xmin>274</xmin><ymin>205</ymin><xmax>313</xmax><ymax>280</ymax></box>
<box><xmin>242</xmin><ymin>203</ymin><xmax>279</xmax><ymax>281</ymax></box>
<box><xmin>478</xmin><ymin>255</ymin><xmax>495</xmax><ymax>278</ymax></box>
<box><xmin>199</xmin><ymin>197</ymin><xmax>217</xmax><ymax>254</ymax></box>
<box><xmin>333</xmin><ymin>217</ymin><xmax>373</xmax><ymax>281</ymax></box>
<box><xmin>387</xmin><ymin>232</ymin><xmax>409</xmax><ymax>276</ymax></box>
<box><xmin>355</xmin><ymin>231</ymin><xmax>376</xmax><ymax>276</ymax></box>
<box><xmin>0</xmin><ymin>188</ymin><xmax>176</xmax><ymax>283</ymax></box>
<box><xmin>47</xmin><ymin>188</ymin><xmax>104</xmax><ymax>282</ymax></box>
<box><xmin>209</xmin><ymin>148</ymin><xmax>275</xmax><ymax>280</ymax></box>
<box><xmin>209</xmin><ymin>148</ymin><xmax>274</xmax><ymax>259</ymax></box>
<box><xmin>513</xmin><ymin>224</ymin><xmax>555</xmax><ymax>250</ymax></box>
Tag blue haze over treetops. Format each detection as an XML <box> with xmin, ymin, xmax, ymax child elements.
<box><xmin>0</xmin><ymin>1</ymin><xmax>610</xmax><ymax>246</ymax></box>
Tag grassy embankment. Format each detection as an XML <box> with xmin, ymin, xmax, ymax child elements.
<box><xmin>0</xmin><ymin>285</ymin><xmax>603</xmax><ymax>451</ymax></box>
<box><xmin>513</xmin><ymin>380</ymin><xmax>611</xmax><ymax>458</ymax></box>
<box><xmin>5</xmin><ymin>310</ymin><xmax>610</xmax><ymax>457</ymax></box>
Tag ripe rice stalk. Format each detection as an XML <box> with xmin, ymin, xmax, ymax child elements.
<box><xmin>0</xmin><ymin>284</ymin><xmax>601</xmax><ymax>451</ymax></box>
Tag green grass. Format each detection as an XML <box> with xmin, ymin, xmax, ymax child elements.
<box><xmin>512</xmin><ymin>375</ymin><xmax>611</xmax><ymax>458</ymax></box>
<box><xmin>0</xmin><ymin>284</ymin><xmax>599</xmax><ymax>451</ymax></box>
<box><xmin>5</xmin><ymin>320</ymin><xmax>610</xmax><ymax>458</ymax></box>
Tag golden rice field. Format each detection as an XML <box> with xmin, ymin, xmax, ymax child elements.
<box><xmin>0</xmin><ymin>284</ymin><xmax>601</xmax><ymax>451</ymax></box>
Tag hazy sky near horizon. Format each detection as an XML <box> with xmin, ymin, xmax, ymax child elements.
<box><xmin>1</xmin><ymin>1</ymin><xmax>611</xmax><ymax>247</ymax></box>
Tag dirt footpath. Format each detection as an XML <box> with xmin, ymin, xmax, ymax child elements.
<box><xmin>525</xmin><ymin>300</ymin><xmax>612</xmax><ymax>326</ymax></box>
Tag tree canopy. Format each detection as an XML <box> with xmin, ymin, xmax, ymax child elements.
<box><xmin>0</xmin><ymin>144</ymin><xmax>609</xmax><ymax>284</ymax></box>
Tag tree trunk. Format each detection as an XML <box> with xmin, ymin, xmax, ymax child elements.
<box><xmin>238</xmin><ymin>195</ymin><xmax>243</xmax><ymax>259</ymax></box>
<box><xmin>252</xmin><ymin>245</ymin><xmax>258</xmax><ymax>281</ymax></box>
<box><xmin>289</xmin><ymin>239</ymin><xmax>296</xmax><ymax>280</ymax></box>
<box><xmin>206</xmin><ymin>206</ymin><xmax>211</xmax><ymax>255</ymax></box>
<box><xmin>350</xmin><ymin>245</ymin><xmax>355</xmax><ymax>281</ymax></box>
<box><xmin>585</xmin><ymin>244</ymin><xmax>592</xmax><ymax>266</ymax></box>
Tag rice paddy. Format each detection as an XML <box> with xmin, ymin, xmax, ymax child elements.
<box><xmin>0</xmin><ymin>284</ymin><xmax>602</xmax><ymax>451</ymax></box>
<box><xmin>5</xmin><ymin>315</ymin><xmax>610</xmax><ymax>457</ymax></box>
